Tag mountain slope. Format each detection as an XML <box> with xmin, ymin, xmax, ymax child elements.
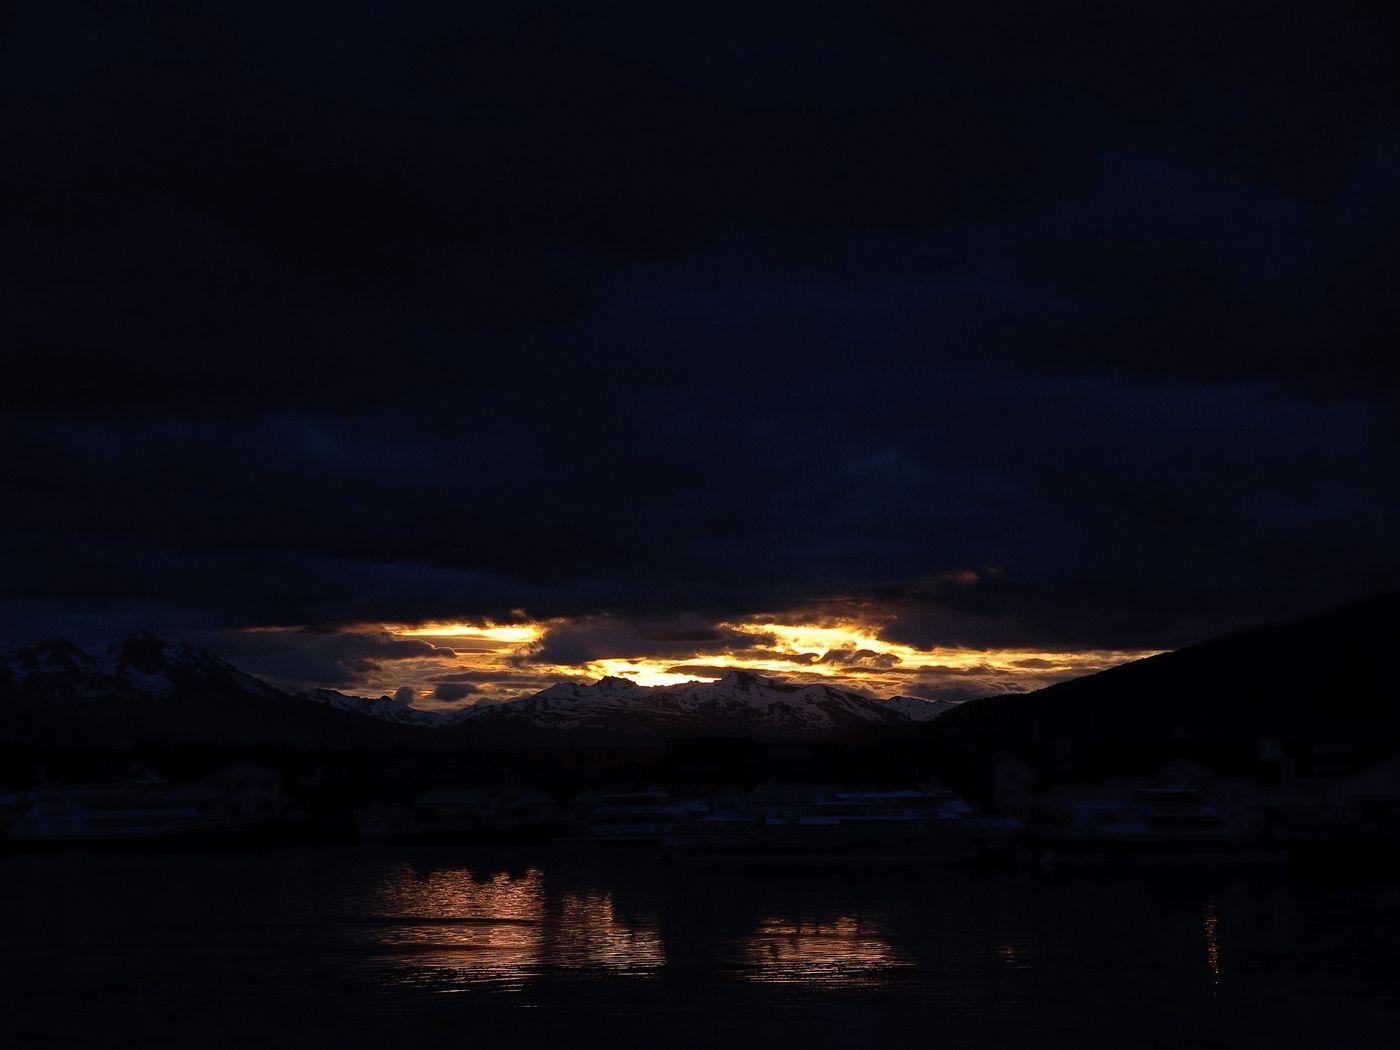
<box><xmin>299</xmin><ymin>687</ymin><xmax>450</xmax><ymax>728</ymax></box>
<box><xmin>932</xmin><ymin>593</ymin><xmax>1400</xmax><ymax>746</ymax></box>
<box><xmin>1</xmin><ymin>637</ymin><xmax>936</xmax><ymax>748</ymax></box>
<box><xmin>884</xmin><ymin>695</ymin><xmax>962</xmax><ymax>722</ymax></box>
<box><xmin>0</xmin><ymin>635</ymin><xmax>435</xmax><ymax>750</ymax></box>
<box><xmin>452</xmin><ymin>671</ymin><xmax>913</xmax><ymax>741</ymax></box>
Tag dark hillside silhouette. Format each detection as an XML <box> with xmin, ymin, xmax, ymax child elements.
<box><xmin>933</xmin><ymin>593</ymin><xmax>1400</xmax><ymax>749</ymax></box>
<box><xmin>0</xmin><ymin>634</ymin><xmax>431</xmax><ymax>752</ymax></box>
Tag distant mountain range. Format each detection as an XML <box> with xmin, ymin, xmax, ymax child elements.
<box><xmin>0</xmin><ymin>635</ymin><xmax>959</xmax><ymax>749</ymax></box>
<box><xmin>451</xmin><ymin>672</ymin><xmax>923</xmax><ymax>740</ymax></box>
<box><xmin>299</xmin><ymin>687</ymin><xmax>452</xmax><ymax>728</ymax></box>
<box><xmin>6</xmin><ymin>593</ymin><xmax>1394</xmax><ymax>753</ymax></box>
<box><xmin>0</xmin><ymin>635</ymin><xmax>429</xmax><ymax>750</ymax></box>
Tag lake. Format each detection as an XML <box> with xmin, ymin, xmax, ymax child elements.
<box><xmin>1</xmin><ymin>845</ymin><xmax>1397</xmax><ymax>1048</ymax></box>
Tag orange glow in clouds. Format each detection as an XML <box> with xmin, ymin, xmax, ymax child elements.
<box><xmin>395</xmin><ymin>623</ymin><xmax>543</xmax><ymax>643</ymax></box>
<box><xmin>578</xmin><ymin>619</ymin><xmax>1150</xmax><ymax>693</ymax></box>
<box><xmin>359</xmin><ymin>613</ymin><xmax>1159</xmax><ymax>707</ymax></box>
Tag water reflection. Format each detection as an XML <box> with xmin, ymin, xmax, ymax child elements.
<box><xmin>737</xmin><ymin>916</ymin><xmax>905</xmax><ymax>986</ymax></box>
<box><xmin>558</xmin><ymin>891</ymin><xmax>665</xmax><ymax>974</ymax></box>
<box><xmin>1202</xmin><ymin>898</ymin><xmax>1221</xmax><ymax>987</ymax></box>
<box><xmin>6</xmin><ymin>849</ymin><xmax>1400</xmax><ymax>1049</ymax></box>
<box><xmin>361</xmin><ymin>863</ymin><xmax>663</xmax><ymax>991</ymax></box>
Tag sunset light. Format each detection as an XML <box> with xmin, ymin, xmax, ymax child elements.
<box><xmin>363</xmin><ymin>614</ymin><xmax>1158</xmax><ymax>706</ymax></box>
<box><xmin>583</xmin><ymin>661</ymin><xmax>722</xmax><ymax>688</ymax></box>
<box><xmin>10</xmin><ymin>6</ymin><xmax>1394</xmax><ymax>1041</ymax></box>
<box><xmin>392</xmin><ymin>623</ymin><xmax>543</xmax><ymax>644</ymax></box>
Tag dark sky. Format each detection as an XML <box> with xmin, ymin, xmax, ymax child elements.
<box><xmin>3</xmin><ymin>3</ymin><xmax>1398</xmax><ymax>690</ymax></box>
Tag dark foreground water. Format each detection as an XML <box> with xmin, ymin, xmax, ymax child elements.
<box><xmin>2</xmin><ymin>845</ymin><xmax>1398</xmax><ymax>1049</ymax></box>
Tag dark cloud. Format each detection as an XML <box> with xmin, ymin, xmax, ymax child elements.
<box><xmin>432</xmin><ymin>682</ymin><xmax>481</xmax><ymax>702</ymax></box>
<box><xmin>391</xmin><ymin>686</ymin><xmax>417</xmax><ymax>707</ymax></box>
<box><xmin>664</xmin><ymin>665</ymin><xmax>748</xmax><ymax>680</ymax></box>
<box><xmin>164</xmin><ymin>628</ymin><xmax>458</xmax><ymax>691</ymax></box>
<box><xmin>2</xmin><ymin>3</ymin><xmax>1398</xmax><ymax>655</ymax></box>
<box><xmin>426</xmin><ymin>670</ymin><xmax>507</xmax><ymax>684</ymax></box>
<box><xmin>422</xmin><ymin>667</ymin><xmax>568</xmax><ymax>700</ymax></box>
<box><xmin>525</xmin><ymin>616</ymin><xmax>766</xmax><ymax>667</ymax></box>
<box><xmin>817</xmin><ymin>648</ymin><xmax>902</xmax><ymax>670</ymax></box>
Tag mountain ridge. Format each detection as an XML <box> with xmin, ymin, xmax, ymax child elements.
<box><xmin>930</xmin><ymin>592</ymin><xmax>1400</xmax><ymax>746</ymax></box>
<box><xmin>451</xmin><ymin>670</ymin><xmax>939</xmax><ymax>740</ymax></box>
<box><xmin>12</xmin><ymin>592</ymin><xmax>1393</xmax><ymax>753</ymax></box>
<box><xmin>0</xmin><ymin>634</ymin><xmax>432</xmax><ymax>750</ymax></box>
<box><xmin>0</xmin><ymin>638</ymin><xmax>961</xmax><ymax>747</ymax></box>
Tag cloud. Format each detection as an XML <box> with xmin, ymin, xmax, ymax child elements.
<box><xmin>525</xmin><ymin>615</ymin><xmax>766</xmax><ymax>667</ymax></box>
<box><xmin>664</xmin><ymin>664</ymin><xmax>744</xmax><ymax>680</ymax></box>
<box><xmin>1</xmin><ymin>3</ymin><xmax>1397</xmax><ymax>664</ymax></box>
<box><xmin>817</xmin><ymin>647</ymin><xmax>902</xmax><ymax>669</ymax></box>
<box><xmin>165</xmin><ymin>627</ymin><xmax>458</xmax><ymax>690</ymax></box>
<box><xmin>432</xmin><ymin>682</ymin><xmax>481</xmax><ymax>702</ymax></box>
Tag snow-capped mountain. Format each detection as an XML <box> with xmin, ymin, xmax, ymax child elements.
<box><xmin>299</xmin><ymin>687</ymin><xmax>451</xmax><ymax>728</ymax></box>
<box><xmin>1</xmin><ymin>639</ymin><xmax>126</xmax><ymax>703</ymax></box>
<box><xmin>883</xmin><ymin>695</ymin><xmax>963</xmax><ymax>722</ymax></box>
<box><xmin>0</xmin><ymin>635</ymin><xmax>438</xmax><ymax>749</ymax></box>
<box><xmin>2</xmin><ymin>635</ymin><xmax>966</xmax><ymax>745</ymax></box>
<box><xmin>0</xmin><ymin>634</ymin><xmax>280</xmax><ymax>705</ymax></box>
<box><xmin>453</xmin><ymin>670</ymin><xmax>915</xmax><ymax>739</ymax></box>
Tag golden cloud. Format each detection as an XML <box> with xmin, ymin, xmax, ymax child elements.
<box><xmin>324</xmin><ymin>613</ymin><xmax>1162</xmax><ymax>708</ymax></box>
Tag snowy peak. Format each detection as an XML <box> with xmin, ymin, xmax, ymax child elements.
<box><xmin>458</xmin><ymin>672</ymin><xmax>915</xmax><ymax>738</ymax></box>
<box><xmin>0</xmin><ymin>634</ymin><xmax>457</xmax><ymax>749</ymax></box>
<box><xmin>533</xmin><ymin>676</ymin><xmax>645</xmax><ymax>702</ymax></box>
<box><xmin>0</xmin><ymin>634</ymin><xmax>229</xmax><ymax>703</ymax></box>
<box><xmin>596</xmin><ymin>675</ymin><xmax>642</xmax><ymax>690</ymax></box>
<box><xmin>298</xmin><ymin>687</ymin><xmax>449</xmax><ymax>727</ymax></box>
<box><xmin>714</xmin><ymin>670</ymin><xmax>790</xmax><ymax>692</ymax></box>
<box><xmin>2</xmin><ymin>635</ymin><xmax>956</xmax><ymax>741</ymax></box>
<box><xmin>1</xmin><ymin>639</ymin><xmax>121</xmax><ymax>702</ymax></box>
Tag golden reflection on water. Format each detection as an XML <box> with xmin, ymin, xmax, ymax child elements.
<box><xmin>738</xmin><ymin>916</ymin><xmax>905</xmax><ymax>986</ymax></box>
<box><xmin>1202</xmin><ymin>899</ymin><xmax>1221</xmax><ymax>987</ymax></box>
<box><xmin>558</xmin><ymin>891</ymin><xmax>666</xmax><ymax>973</ymax></box>
<box><xmin>363</xmin><ymin>865</ymin><xmax>663</xmax><ymax>992</ymax></box>
<box><xmin>363</xmin><ymin>865</ymin><xmax>914</xmax><ymax>993</ymax></box>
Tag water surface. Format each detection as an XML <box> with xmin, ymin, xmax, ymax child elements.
<box><xmin>2</xmin><ymin>845</ymin><xmax>1397</xmax><ymax>1048</ymax></box>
